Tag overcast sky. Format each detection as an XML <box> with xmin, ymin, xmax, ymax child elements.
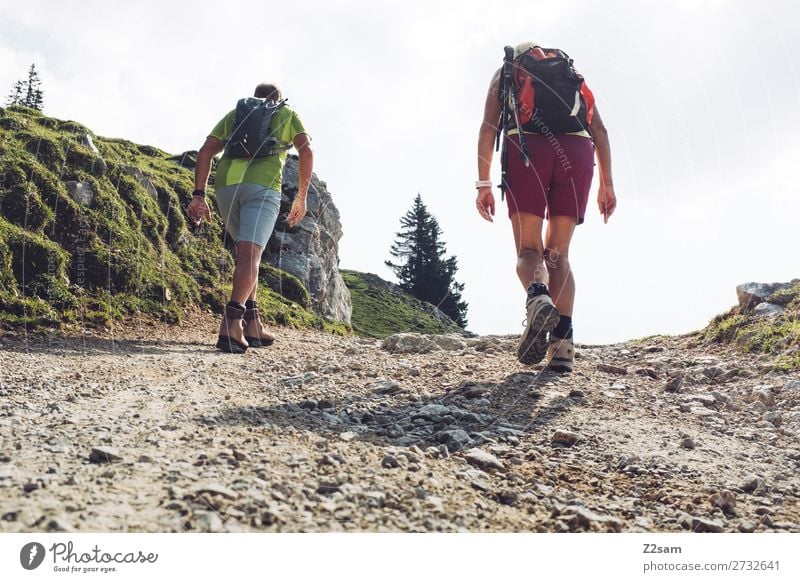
<box><xmin>1</xmin><ymin>0</ymin><xmax>798</xmax><ymax>343</ymax></box>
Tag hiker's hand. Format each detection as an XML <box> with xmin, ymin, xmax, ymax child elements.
<box><xmin>186</xmin><ymin>196</ymin><xmax>211</xmax><ymax>226</ymax></box>
<box><xmin>598</xmin><ymin>183</ymin><xmax>616</xmax><ymax>224</ymax></box>
<box><xmin>287</xmin><ymin>196</ymin><xmax>307</xmax><ymax>227</ymax></box>
<box><xmin>476</xmin><ymin>187</ymin><xmax>495</xmax><ymax>222</ymax></box>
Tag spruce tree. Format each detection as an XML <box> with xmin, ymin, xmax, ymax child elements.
<box><xmin>385</xmin><ymin>194</ymin><xmax>468</xmax><ymax>328</ymax></box>
<box><xmin>6</xmin><ymin>80</ymin><xmax>25</xmax><ymax>106</ymax></box>
<box><xmin>23</xmin><ymin>64</ymin><xmax>43</xmax><ymax>110</ymax></box>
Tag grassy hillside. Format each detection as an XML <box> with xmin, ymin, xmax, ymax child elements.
<box><xmin>341</xmin><ymin>269</ymin><xmax>463</xmax><ymax>338</ymax></box>
<box><xmin>704</xmin><ymin>281</ymin><xmax>800</xmax><ymax>371</ymax></box>
<box><xmin>0</xmin><ymin>105</ymin><xmax>346</xmax><ymax>334</ymax></box>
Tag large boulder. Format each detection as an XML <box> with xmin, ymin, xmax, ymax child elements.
<box><xmin>263</xmin><ymin>156</ymin><xmax>352</xmax><ymax>324</ymax></box>
<box><xmin>736</xmin><ymin>280</ymin><xmax>798</xmax><ymax>312</ymax></box>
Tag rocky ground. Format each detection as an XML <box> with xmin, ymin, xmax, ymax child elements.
<box><xmin>1</xmin><ymin>313</ymin><xmax>798</xmax><ymax>533</ymax></box>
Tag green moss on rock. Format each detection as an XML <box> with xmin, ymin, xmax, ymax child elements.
<box><xmin>0</xmin><ymin>217</ymin><xmax>70</xmax><ymax>288</ymax></box>
<box><xmin>259</xmin><ymin>264</ymin><xmax>310</xmax><ymax>308</ymax></box>
<box><xmin>0</xmin><ymin>292</ymin><xmax>60</xmax><ymax>326</ymax></box>
<box><xmin>0</xmin><ymin>167</ymin><xmax>55</xmax><ymax>231</ymax></box>
<box><xmin>23</xmin><ymin>132</ymin><xmax>66</xmax><ymax>168</ymax></box>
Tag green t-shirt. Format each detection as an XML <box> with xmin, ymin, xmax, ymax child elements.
<box><xmin>209</xmin><ymin>104</ymin><xmax>308</xmax><ymax>191</ymax></box>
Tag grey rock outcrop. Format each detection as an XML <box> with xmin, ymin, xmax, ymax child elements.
<box><xmin>736</xmin><ymin>281</ymin><xmax>797</xmax><ymax>311</ymax></box>
<box><xmin>264</xmin><ymin>155</ymin><xmax>351</xmax><ymax>324</ymax></box>
<box><xmin>65</xmin><ymin>181</ymin><xmax>94</xmax><ymax>206</ymax></box>
<box><xmin>753</xmin><ymin>302</ymin><xmax>784</xmax><ymax>317</ymax></box>
<box><xmin>122</xmin><ymin>165</ymin><xmax>159</xmax><ymax>201</ymax></box>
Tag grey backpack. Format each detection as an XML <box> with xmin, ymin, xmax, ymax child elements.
<box><xmin>224</xmin><ymin>97</ymin><xmax>287</xmax><ymax>159</ymax></box>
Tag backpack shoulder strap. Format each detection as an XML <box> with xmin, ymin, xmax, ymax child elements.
<box><xmin>579</xmin><ymin>81</ymin><xmax>595</xmax><ymax>125</ymax></box>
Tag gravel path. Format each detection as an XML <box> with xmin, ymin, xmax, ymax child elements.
<box><xmin>1</xmin><ymin>314</ymin><xmax>798</xmax><ymax>533</ymax></box>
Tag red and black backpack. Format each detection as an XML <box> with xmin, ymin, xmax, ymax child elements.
<box><xmin>511</xmin><ymin>48</ymin><xmax>595</xmax><ymax>134</ymax></box>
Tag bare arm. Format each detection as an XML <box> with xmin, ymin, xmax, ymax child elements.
<box><xmin>195</xmin><ymin>136</ymin><xmax>224</xmax><ymax>191</ymax></box>
<box><xmin>589</xmin><ymin>107</ymin><xmax>616</xmax><ymax>223</ymax></box>
<box><xmin>286</xmin><ymin>133</ymin><xmax>313</xmax><ymax>227</ymax></box>
<box><xmin>293</xmin><ymin>133</ymin><xmax>313</xmax><ymax>199</ymax></box>
<box><xmin>476</xmin><ymin>69</ymin><xmax>502</xmax><ymax>222</ymax></box>
<box><xmin>186</xmin><ymin>136</ymin><xmax>223</xmax><ymax>225</ymax></box>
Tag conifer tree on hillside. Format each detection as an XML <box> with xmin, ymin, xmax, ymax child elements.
<box><xmin>6</xmin><ymin>80</ymin><xmax>25</xmax><ymax>107</ymax></box>
<box><xmin>5</xmin><ymin>63</ymin><xmax>44</xmax><ymax>110</ymax></box>
<box><xmin>25</xmin><ymin>64</ymin><xmax>44</xmax><ymax>110</ymax></box>
<box><xmin>385</xmin><ymin>194</ymin><xmax>468</xmax><ymax>328</ymax></box>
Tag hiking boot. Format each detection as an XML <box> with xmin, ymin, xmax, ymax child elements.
<box><xmin>546</xmin><ymin>336</ymin><xmax>575</xmax><ymax>373</ymax></box>
<box><xmin>243</xmin><ymin>300</ymin><xmax>275</xmax><ymax>347</ymax></box>
<box><xmin>517</xmin><ymin>291</ymin><xmax>560</xmax><ymax>365</ymax></box>
<box><xmin>216</xmin><ymin>301</ymin><xmax>249</xmax><ymax>354</ymax></box>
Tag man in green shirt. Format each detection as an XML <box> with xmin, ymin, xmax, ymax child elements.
<box><xmin>186</xmin><ymin>82</ymin><xmax>313</xmax><ymax>353</ymax></box>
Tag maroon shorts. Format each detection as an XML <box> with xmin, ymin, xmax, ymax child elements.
<box><xmin>504</xmin><ymin>133</ymin><xmax>594</xmax><ymax>224</ymax></box>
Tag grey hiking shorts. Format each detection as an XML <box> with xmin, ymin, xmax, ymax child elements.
<box><xmin>214</xmin><ymin>183</ymin><xmax>282</xmax><ymax>248</ymax></box>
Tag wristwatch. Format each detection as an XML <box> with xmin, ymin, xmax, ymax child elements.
<box><xmin>192</xmin><ymin>189</ymin><xmax>206</xmax><ymax>198</ymax></box>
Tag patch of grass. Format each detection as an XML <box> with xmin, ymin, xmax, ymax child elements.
<box><xmin>341</xmin><ymin>269</ymin><xmax>462</xmax><ymax>338</ymax></box>
<box><xmin>703</xmin><ymin>282</ymin><xmax>800</xmax><ymax>371</ymax></box>
<box><xmin>0</xmin><ymin>292</ymin><xmax>60</xmax><ymax>327</ymax></box>
<box><xmin>739</xmin><ymin>318</ymin><xmax>800</xmax><ymax>354</ymax></box>
<box><xmin>704</xmin><ymin>307</ymin><xmax>748</xmax><ymax>343</ymax></box>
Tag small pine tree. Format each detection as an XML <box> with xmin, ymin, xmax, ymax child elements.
<box><xmin>6</xmin><ymin>80</ymin><xmax>25</xmax><ymax>106</ymax></box>
<box><xmin>385</xmin><ymin>194</ymin><xmax>468</xmax><ymax>328</ymax></box>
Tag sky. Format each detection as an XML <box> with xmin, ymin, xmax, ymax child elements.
<box><xmin>1</xmin><ymin>0</ymin><xmax>798</xmax><ymax>343</ymax></box>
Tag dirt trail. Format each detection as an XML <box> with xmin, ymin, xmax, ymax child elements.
<box><xmin>1</xmin><ymin>314</ymin><xmax>798</xmax><ymax>532</ymax></box>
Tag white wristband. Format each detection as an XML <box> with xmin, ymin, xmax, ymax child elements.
<box><xmin>475</xmin><ymin>180</ymin><xmax>492</xmax><ymax>189</ymax></box>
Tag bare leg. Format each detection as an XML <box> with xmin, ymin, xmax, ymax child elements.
<box><xmin>544</xmin><ymin>215</ymin><xmax>577</xmax><ymax>317</ymax></box>
<box><xmin>511</xmin><ymin>212</ymin><xmax>560</xmax><ymax>365</ymax></box>
<box><xmin>510</xmin><ymin>212</ymin><xmax>546</xmax><ymax>289</ymax></box>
